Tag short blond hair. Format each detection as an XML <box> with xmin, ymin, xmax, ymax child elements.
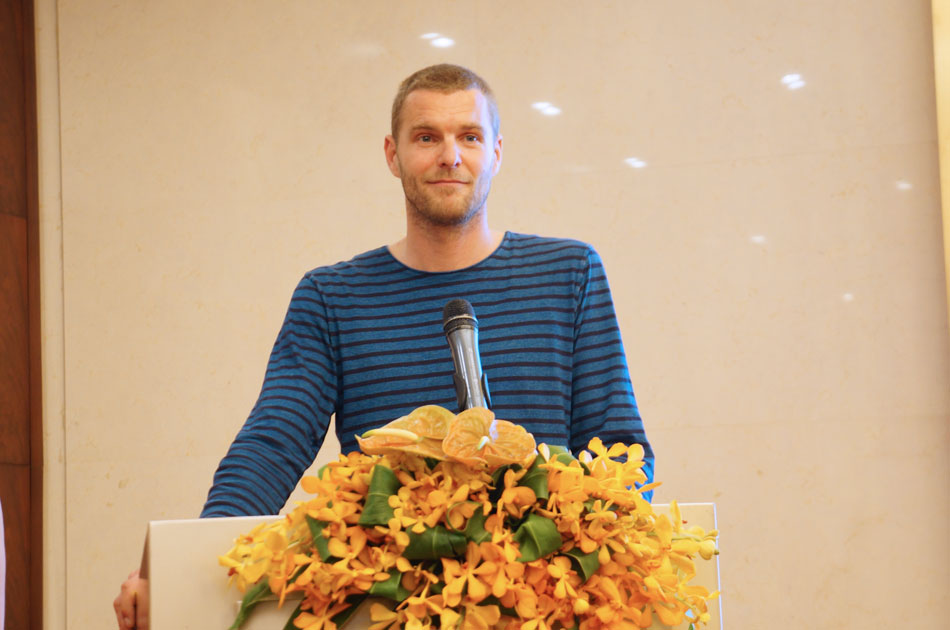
<box><xmin>391</xmin><ymin>64</ymin><xmax>500</xmax><ymax>140</ymax></box>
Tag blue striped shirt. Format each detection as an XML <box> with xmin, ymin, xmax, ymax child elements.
<box><xmin>201</xmin><ymin>232</ymin><xmax>653</xmax><ymax>516</ymax></box>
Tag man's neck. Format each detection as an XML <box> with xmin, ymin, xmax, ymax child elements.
<box><xmin>389</xmin><ymin>212</ymin><xmax>504</xmax><ymax>272</ymax></box>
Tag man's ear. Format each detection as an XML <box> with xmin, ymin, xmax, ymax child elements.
<box><xmin>491</xmin><ymin>134</ymin><xmax>503</xmax><ymax>176</ymax></box>
<box><xmin>384</xmin><ymin>135</ymin><xmax>401</xmax><ymax>177</ymax></box>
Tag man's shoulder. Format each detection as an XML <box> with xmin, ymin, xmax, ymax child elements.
<box><xmin>502</xmin><ymin>232</ymin><xmax>598</xmax><ymax>264</ymax></box>
<box><xmin>300</xmin><ymin>245</ymin><xmax>399</xmax><ymax>284</ymax></box>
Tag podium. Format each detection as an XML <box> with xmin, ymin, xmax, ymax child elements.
<box><xmin>144</xmin><ymin>504</ymin><xmax>721</xmax><ymax>629</ymax></box>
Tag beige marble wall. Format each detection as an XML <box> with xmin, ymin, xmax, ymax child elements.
<box><xmin>36</xmin><ymin>0</ymin><xmax>949</xmax><ymax>628</ymax></box>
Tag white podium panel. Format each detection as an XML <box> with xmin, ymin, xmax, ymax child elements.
<box><xmin>146</xmin><ymin>515</ymin><xmax>282</xmax><ymax>630</ymax></box>
<box><xmin>144</xmin><ymin>504</ymin><xmax>720</xmax><ymax>630</ymax></box>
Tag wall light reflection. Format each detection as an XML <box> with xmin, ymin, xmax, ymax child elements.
<box><xmin>896</xmin><ymin>180</ymin><xmax>913</xmax><ymax>190</ymax></box>
<box><xmin>749</xmin><ymin>235</ymin><xmax>767</xmax><ymax>244</ymax></box>
<box><xmin>624</xmin><ymin>157</ymin><xmax>647</xmax><ymax>169</ymax></box>
<box><xmin>781</xmin><ymin>73</ymin><xmax>806</xmax><ymax>90</ymax></box>
<box><xmin>842</xmin><ymin>293</ymin><xmax>855</xmax><ymax>302</ymax></box>
<box><xmin>532</xmin><ymin>101</ymin><xmax>561</xmax><ymax>116</ymax></box>
<box><xmin>420</xmin><ymin>33</ymin><xmax>455</xmax><ymax>47</ymax></box>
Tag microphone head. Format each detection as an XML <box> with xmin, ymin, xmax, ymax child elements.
<box><xmin>442</xmin><ymin>298</ymin><xmax>478</xmax><ymax>334</ymax></box>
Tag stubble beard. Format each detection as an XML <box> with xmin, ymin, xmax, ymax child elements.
<box><xmin>402</xmin><ymin>172</ymin><xmax>493</xmax><ymax>228</ymax></box>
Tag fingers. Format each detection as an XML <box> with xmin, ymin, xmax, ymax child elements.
<box><xmin>113</xmin><ymin>588</ymin><xmax>134</xmax><ymax>629</ymax></box>
<box><xmin>114</xmin><ymin>570</ymin><xmax>148</xmax><ymax>630</ymax></box>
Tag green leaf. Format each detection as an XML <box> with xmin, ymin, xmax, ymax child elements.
<box><xmin>368</xmin><ymin>570</ymin><xmax>413</xmax><ymax>601</ymax></box>
<box><xmin>358</xmin><ymin>465</ymin><xmax>402</xmax><ymax>526</ymax></box>
<box><xmin>403</xmin><ymin>525</ymin><xmax>467</xmax><ymax>559</ymax></box>
<box><xmin>229</xmin><ymin>579</ymin><xmax>271</xmax><ymax>630</ymax></box>
<box><xmin>488</xmin><ymin>465</ymin><xmax>511</xmax><ymax>504</ymax></box>
<box><xmin>519</xmin><ymin>457</ymin><xmax>550</xmax><ymax>501</ymax></box>
<box><xmin>545</xmin><ymin>444</ymin><xmax>571</xmax><ymax>458</ymax></box>
<box><xmin>463</xmin><ymin>510</ymin><xmax>491</xmax><ymax>544</ymax></box>
<box><xmin>513</xmin><ymin>513</ymin><xmax>562</xmax><ymax>562</ymax></box>
<box><xmin>564</xmin><ymin>548</ymin><xmax>601</xmax><ymax>582</ymax></box>
<box><xmin>280</xmin><ymin>602</ymin><xmax>303</xmax><ymax>630</ymax></box>
<box><xmin>305</xmin><ymin>515</ymin><xmax>332</xmax><ymax>561</ymax></box>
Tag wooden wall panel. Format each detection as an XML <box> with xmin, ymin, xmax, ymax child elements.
<box><xmin>24</xmin><ymin>0</ymin><xmax>41</xmax><ymax>626</ymax></box>
<box><xmin>0</xmin><ymin>464</ymin><xmax>30</xmax><ymax>630</ymax></box>
<box><xmin>0</xmin><ymin>0</ymin><xmax>39</xmax><ymax>628</ymax></box>
<box><xmin>0</xmin><ymin>214</ymin><xmax>29</xmax><ymax>466</ymax></box>
<box><xmin>0</xmin><ymin>0</ymin><xmax>27</xmax><ymax>219</ymax></box>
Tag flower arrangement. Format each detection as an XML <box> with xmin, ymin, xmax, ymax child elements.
<box><xmin>219</xmin><ymin>406</ymin><xmax>719</xmax><ymax>630</ymax></box>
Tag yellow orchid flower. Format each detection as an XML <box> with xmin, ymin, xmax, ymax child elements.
<box><xmin>459</xmin><ymin>602</ymin><xmax>500</xmax><ymax>630</ymax></box>
<box><xmin>368</xmin><ymin>602</ymin><xmax>400</xmax><ymax>630</ymax></box>
<box><xmin>222</xmin><ymin>410</ymin><xmax>720</xmax><ymax>630</ymax></box>
<box><xmin>497</xmin><ymin>469</ymin><xmax>536</xmax><ymax>518</ymax></box>
<box><xmin>441</xmin><ymin>544</ymin><xmax>492</xmax><ymax>606</ymax></box>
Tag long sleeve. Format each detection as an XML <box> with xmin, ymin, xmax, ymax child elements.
<box><xmin>199</xmin><ymin>236</ymin><xmax>654</xmax><ymax>515</ymax></box>
<box><xmin>201</xmin><ymin>274</ymin><xmax>339</xmax><ymax>517</ymax></box>
<box><xmin>569</xmin><ymin>247</ymin><xmax>655</xmax><ymax>497</ymax></box>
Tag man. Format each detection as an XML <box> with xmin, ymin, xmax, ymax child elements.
<box><xmin>114</xmin><ymin>63</ymin><xmax>652</xmax><ymax>629</ymax></box>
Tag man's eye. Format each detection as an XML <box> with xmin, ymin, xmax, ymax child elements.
<box><xmin>464</xmin><ymin>134</ymin><xmax>480</xmax><ymax>142</ymax></box>
<box><xmin>418</xmin><ymin>135</ymin><xmax>433</xmax><ymax>142</ymax></box>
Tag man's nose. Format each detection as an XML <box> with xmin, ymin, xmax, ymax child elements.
<box><xmin>439</xmin><ymin>140</ymin><xmax>462</xmax><ymax>168</ymax></box>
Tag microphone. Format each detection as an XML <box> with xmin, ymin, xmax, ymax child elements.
<box><xmin>442</xmin><ymin>298</ymin><xmax>491</xmax><ymax>410</ymax></box>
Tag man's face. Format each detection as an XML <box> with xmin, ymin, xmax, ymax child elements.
<box><xmin>385</xmin><ymin>89</ymin><xmax>503</xmax><ymax>227</ymax></box>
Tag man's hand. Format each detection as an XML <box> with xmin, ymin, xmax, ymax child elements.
<box><xmin>113</xmin><ymin>569</ymin><xmax>149</xmax><ymax>630</ymax></box>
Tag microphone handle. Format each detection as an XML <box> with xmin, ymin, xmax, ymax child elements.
<box><xmin>446</xmin><ymin>326</ymin><xmax>491</xmax><ymax>410</ymax></box>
